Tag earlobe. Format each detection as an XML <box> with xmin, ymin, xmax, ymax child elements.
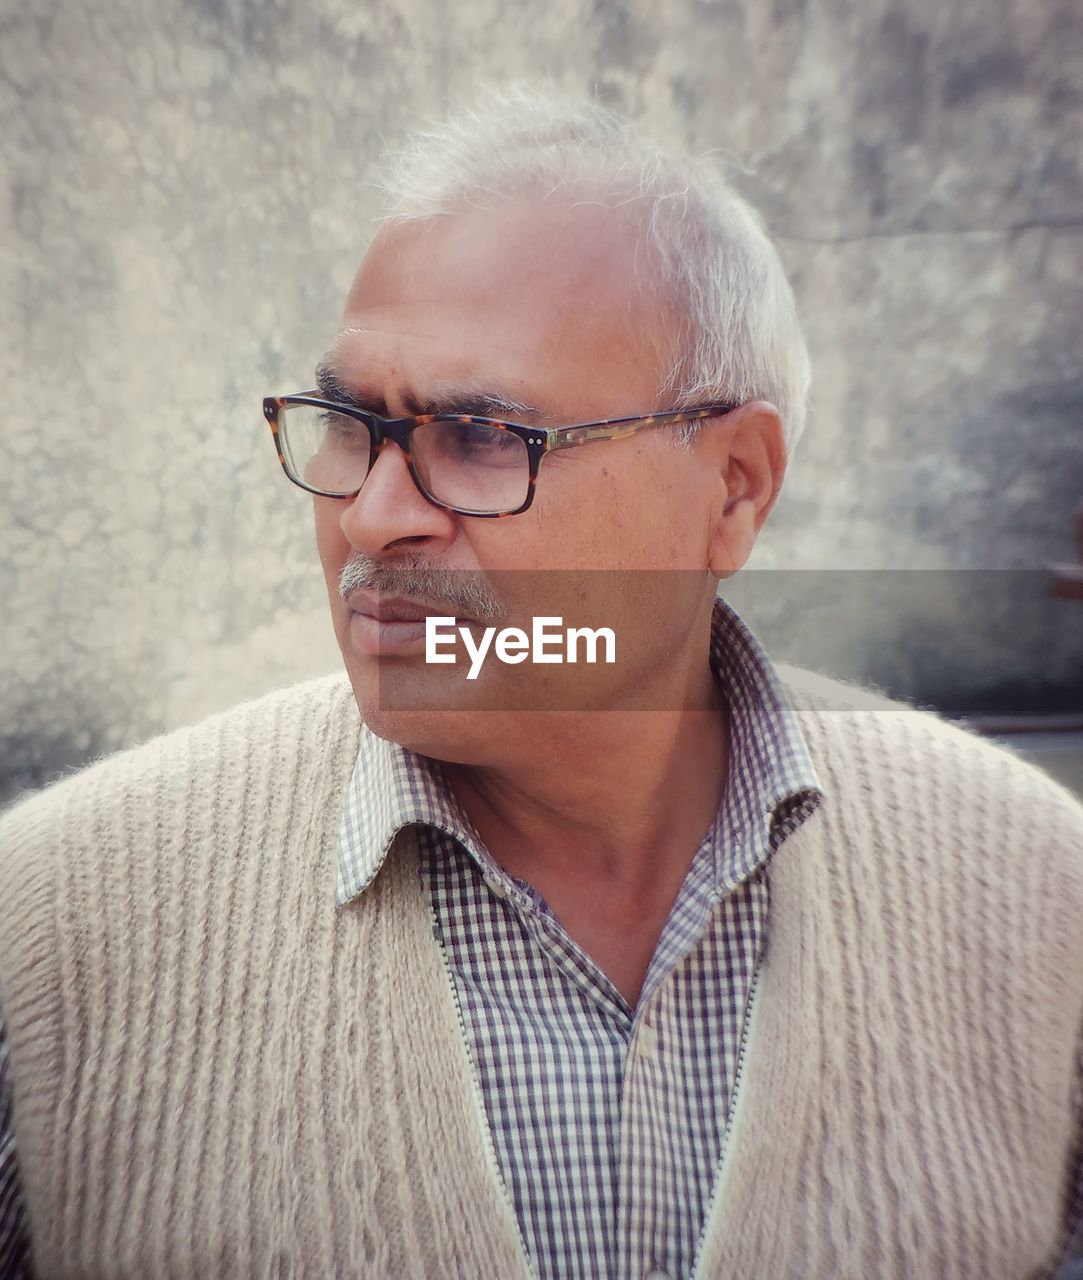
<box><xmin>707</xmin><ymin>498</ymin><xmax>755</xmax><ymax>578</ymax></box>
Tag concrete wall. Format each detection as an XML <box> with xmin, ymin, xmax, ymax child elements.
<box><xmin>3</xmin><ymin>0</ymin><xmax>1082</xmax><ymax>803</ymax></box>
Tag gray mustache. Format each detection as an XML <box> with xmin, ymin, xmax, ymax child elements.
<box><xmin>338</xmin><ymin>554</ymin><xmax>505</xmax><ymax>622</ymax></box>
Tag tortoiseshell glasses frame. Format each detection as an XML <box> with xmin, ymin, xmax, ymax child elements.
<box><xmin>263</xmin><ymin>392</ymin><xmax>741</xmax><ymax>518</ymax></box>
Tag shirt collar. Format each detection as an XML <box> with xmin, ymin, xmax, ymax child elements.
<box><xmin>707</xmin><ymin>596</ymin><xmax>823</xmax><ymax>889</ymax></box>
<box><xmin>336</xmin><ymin>595</ymin><xmax>822</xmax><ymax>907</ymax></box>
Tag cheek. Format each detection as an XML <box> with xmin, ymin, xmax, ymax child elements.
<box><xmin>531</xmin><ymin>454</ymin><xmax>708</xmax><ymax>570</ymax></box>
<box><xmin>313</xmin><ymin>499</ymin><xmax>350</xmax><ymax>592</ymax></box>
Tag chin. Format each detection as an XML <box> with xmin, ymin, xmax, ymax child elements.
<box><xmin>342</xmin><ymin>659</ymin><xmax>495</xmax><ymax>763</ymax></box>
<box><xmin>357</xmin><ymin>703</ymin><xmax>519</xmax><ymax>766</ymax></box>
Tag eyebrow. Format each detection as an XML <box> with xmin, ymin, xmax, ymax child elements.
<box><xmin>313</xmin><ymin>361</ymin><xmax>548</xmax><ymax>423</ymax></box>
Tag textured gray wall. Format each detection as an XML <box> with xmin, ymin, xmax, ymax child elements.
<box><xmin>3</xmin><ymin>0</ymin><xmax>1082</xmax><ymax>802</ymax></box>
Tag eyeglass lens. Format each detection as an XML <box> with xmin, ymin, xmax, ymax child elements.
<box><xmin>279</xmin><ymin>403</ymin><xmax>531</xmax><ymax>514</ymax></box>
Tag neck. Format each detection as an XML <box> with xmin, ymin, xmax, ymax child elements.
<box><xmin>443</xmin><ymin>651</ymin><xmax>729</xmax><ymax>907</ymax></box>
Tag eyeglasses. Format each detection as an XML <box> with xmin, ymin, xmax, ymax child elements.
<box><xmin>263</xmin><ymin>392</ymin><xmax>740</xmax><ymax>518</ymax></box>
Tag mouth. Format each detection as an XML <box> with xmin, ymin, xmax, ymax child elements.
<box><xmin>346</xmin><ymin>591</ymin><xmax>467</xmax><ymax>658</ymax></box>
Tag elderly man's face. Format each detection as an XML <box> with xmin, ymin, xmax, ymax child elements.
<box><xmin>315</xmin><ymin>196</ymin><xmax>775</xmax><ymax>756</ymax></box>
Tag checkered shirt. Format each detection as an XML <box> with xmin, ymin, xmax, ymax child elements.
<box><xmin>338</xmin><ymin>597</ymin><xmax>823</xmax><ymax>1280</ymax></box>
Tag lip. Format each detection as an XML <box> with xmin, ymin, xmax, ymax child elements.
<box><xmin>346</xmin><ymin>591</ymin><xmax>464</xmax><ymax>658</ymax></box>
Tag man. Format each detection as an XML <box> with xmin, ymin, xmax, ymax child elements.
<box><xmin>0</xmin><ymin>87</ymin><xmax>1081</xmax><ymax>1279</ymax></box>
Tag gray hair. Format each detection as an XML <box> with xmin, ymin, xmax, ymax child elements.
<box><xmin>374</xmin><ymin>85</ymin><xmax>810</xmax><ymax>454</ymax></box>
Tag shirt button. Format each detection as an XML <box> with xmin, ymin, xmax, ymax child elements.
<box><xmin>636</xmin><ymin>1021</ymin><xmax>658</xmax><ymax>1060</ymax></box>
<box><xmin>644</xmin><ymin>1269</ymin><xmax>672</xmax><ymax>1280</ymax></box>
<box><xmin>484</xmin><ymin>876</ymin><xmax>507</xmax><ymax>899</ymax></box>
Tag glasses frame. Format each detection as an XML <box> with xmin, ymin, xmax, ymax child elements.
<box><xmin>263</xmin><ymin>391</ymin><xmax>741</xmax><ymax>518</ymax></box>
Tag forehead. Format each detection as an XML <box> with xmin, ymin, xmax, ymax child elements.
<box><xmin>332</xmin><ymin>197</ymin><xmax>674</xmax><ymax>415</ymax></box>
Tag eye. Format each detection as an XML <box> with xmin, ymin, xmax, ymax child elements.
<box><xmin>413</xmin><ymin>419</ymin><xmax>528</xmax><ymax>478</ymax></box>
<box><xmin>447</xmin><ymin>421</ymin><xmax>520</xmax><ymax>454</ymax></box>
<box><xmin>318</xmin><ymin>409</ymin><xmax>368</xmax><ymax>450</ymax></box>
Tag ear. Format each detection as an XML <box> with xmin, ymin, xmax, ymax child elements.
<box><xmin>706</xmin><ymin>401</ymin><xmax>787</xmax><ymax>579</ymax></box>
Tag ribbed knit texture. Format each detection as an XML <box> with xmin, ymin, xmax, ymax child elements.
<box><xmin>0</xmin><ymin>678</ymin><xmax>530</xmax><ymax>1279</ymax></box>
<box><xmin>0</xmin><ymin>673</ymin><xmax>1080</xmax><ymax>1279</ymax></box>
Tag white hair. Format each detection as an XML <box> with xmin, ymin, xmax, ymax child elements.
<box><xmin>375</xmin><ymin>85</ymin><xmax>810</xmax><ymax>454</ymax></box>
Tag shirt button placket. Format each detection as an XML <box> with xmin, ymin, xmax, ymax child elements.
<box><xmin>623</xmin><ymin>1021</ymin><xmax>665</xmax><ymax>1280</ymax></box>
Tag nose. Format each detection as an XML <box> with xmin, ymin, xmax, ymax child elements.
<box><xmin>338</xmin><ymin>438</ymin><xmax>454</xmax><ymax>556</ymax></box>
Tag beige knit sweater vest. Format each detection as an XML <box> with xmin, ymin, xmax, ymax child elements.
<box><xmin>0</xmin><ymin>673</ymin><xmax>1080</xmax><ymax>1279</ymax></box>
